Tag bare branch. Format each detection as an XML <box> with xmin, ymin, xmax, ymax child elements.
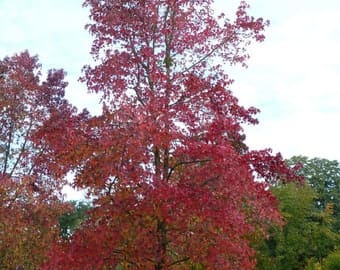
<box><xmin>167</xmin><ymin>257</ymin><xmax>190</xmax><ymax>268</ymax></box>
<box><xmin>181</xmin><ymin>34</ymin><xmax>236</xmax><ymax>75</ymax></box>
<box><xmin>9</xmin><ymin>118</ymin><xmax>34</xmax><ymax>177</ymax></box>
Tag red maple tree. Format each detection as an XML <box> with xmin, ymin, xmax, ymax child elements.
<box><xmin>0</xmin><ymin>51</ymin><xmax>72</xmax><ymax>269</ymax></box>
<box><xmin>0</xmin><ymin>51</ymin><xmax>73</xmax><ymax>188</ymax></box>
<box><xmin>43</xmin><ymin>1</ymin><xmax>298</xmax><ymax>269</ymax></box>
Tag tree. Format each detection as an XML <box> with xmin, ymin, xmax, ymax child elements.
<box><xmin>0</xmin><ymin>174</ymin><xmax>68</xmax><ymax>270</ymax></box>
<box><xmin>0</xmin><ymin>51</ymin><xmax>71</xmax><ymax>269</ymax></box>
<box><xmin>287</xmin><ymin>156</ymin><xmax>340</xmax><ymax>232</ymax></box>
<box><xmin>0</xmin><ymin>50</ymin><xmax>74</xmax><ymax>189</ymax></box>
<box><xmin>323</xmin><ymin>251</ymin><xmax>340</xmax><ymax>270</ymax></box>
<box><xmin>255</xmin><ymin>183</ymin><xmax>339</xmax><ymax>270</ymax></box>
<box><xmin>59</xmin><ymin>200</ymin><xmax>91</xmax><ymax>239</ymax></box>
<box><xmin>43</xmin><ymin>1</ymin><xmax>298</xmax><ymax>269</ymax></box>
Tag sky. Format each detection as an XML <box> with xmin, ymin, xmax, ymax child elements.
<box><xmin>1</xmin><ymin>0</ymin><xmax>340</xmax><ymax>198</ymax></box>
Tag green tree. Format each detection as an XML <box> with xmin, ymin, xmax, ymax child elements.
<box><xmin>59</xmin><ymin>200</ymin><xmax>91</xmax><ymax>239</ymax></box>
<box><xmin>287</xmin><ymin>156</ymin><xmax>340</xmax><ymax>232</ymax></box>
<box><xmin>323</xmin><ymin>251</ymin><xmax>340</xmax><ymax>270</ymax></box>
<box><xmin>255</xmin><ymin>183</ymin><xmax>339</xmax><ymax>270</ymax></box>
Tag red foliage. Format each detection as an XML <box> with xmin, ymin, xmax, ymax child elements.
<box><xmin>0</xmin><ymin>52</ymin><xmax>72</xmax><ymax>269</ymax></box>
<box><xmin>43</xmin><ymin>1</ymin><xmax>298</xmax><ymax>269</ymax></box>
<box><xmin>0</xmin><ymin>51</ymin><xmax>72</xmax><ymax>190</ymax></box>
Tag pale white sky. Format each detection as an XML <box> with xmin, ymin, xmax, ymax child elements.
<box><xmin>1</xmin><ymin>1</ymin><xmax>340</xmax><ymax>198</ymax></box>
<box><xmin>229</xmin><ymin>0</ymin><xmax>340</xmax><ymax>161</ymax></box>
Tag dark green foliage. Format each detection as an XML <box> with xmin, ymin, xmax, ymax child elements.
<box><xmin>323</xmin><ymin>252</ymin><xmax>340</xmax><ymax>270</ymax></box>
<box><xmin>287</xmin><ymin>156</ymin><xmax>340</xmax><ymax>232</ymax></box>
<box><xmin>59</xmin><ymin>201</ymin><xmax>91</xmax><ymax>239</ymax></box>
<box><xmin>255</xmin><ymin>183</ymin><xmax>339</xmax><ymax>270</ymax></box>
<box><xmin>255</xmin><ymin>156</ymin><xmax>340</xmax><ymax>269</ymax></box>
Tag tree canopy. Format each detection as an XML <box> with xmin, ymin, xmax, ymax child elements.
<box><xmin>255</xmin><ymin>183</ymin><xmax>339</xmax><ymax>270</ymax></box>
<box><xmin>41</xmin><ymin>1</ymin><xmax>298</xmax><ymax>269</ymax></box>
<box><xmin>287</xmin><ymin>156</ymin><xmax>340</xmax><ymax>231</ymax></box>
<box><xmin>0</xmin><ymin>2</ymin><xmax>313</xmax><ymax>270</ymax></box>
<box><xmin>0</xmin><ymin>51</ymin><xmax>71</xmax><ymax>269</ymax></box>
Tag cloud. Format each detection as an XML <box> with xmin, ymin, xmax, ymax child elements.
<box><xmin>0</xmin><ymin>0</ymin><xmax>100</xmax><ymax>114</ymax></box>
<box><xmin>244</xmin><ymin>110</ymin><xmax>340</xmax><ymax>161</ymax></box>
<box><xmin>1</xmin><ymin>0</ymin><xmax>340</xmax><ymax>161</ymax></box>
<box><xmin>231</xmin><ymin>7</ymin><xmax>340</xmax><ymax>160</ymax></box>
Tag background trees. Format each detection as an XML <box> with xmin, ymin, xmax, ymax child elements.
<box><xmin>59</xmin><ymin>200</ymin><xmax>91</xmax><ymax>239</ymax></box>
<box><xmin>255</xmin><ymin>183</ymin><xmax>339</xmax><ymax>270</ymax></box>
<box><xmin>0</xmin><ymin>51</ymin><xmax>71</xmax><ymax>269</ymax></box>
<box><xmin>255</xmin><ymin>156</ymin><xmax>340</xmax><ymax>270</ymax></box>
<box><xmin>287</xmin><ymin>156</ymin><xmax>340</xmax><ymax>232</ymax></box>
<box><xmin>0</xmin><ymin>50</ymin><xmax>77</xmax><ymax>196</ymax></box>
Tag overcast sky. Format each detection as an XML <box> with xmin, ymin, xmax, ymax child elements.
<box><xmin>1</xmin><ymin>1</ymin><xmax>340</xmax><ymax>198</ymax></box>
<box><xmin>229</xmin><ymin>0</ymin><xmax>340</xmax><ymax>162</ymax></box>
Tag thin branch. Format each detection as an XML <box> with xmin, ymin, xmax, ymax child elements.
<box><xmin>181</xmin><ymin>34</ymin><xmax>235</xmax><ymax>75</ymax></box>
<box><xmin>27</xmin><ymin>144</ymin><xmax>47</xmax><ymax>175</ymax></box>
<box><xmin>154</xmin><ymin>147</ymin><xmax>161</xmax><ymax>178</ymax></box>
<box><xmin>173</xmin><ymin>158</ymin><xmax>212</xmax><ymax>168</ymax></box>
<box><xmin>133</xmin><ymin>66</ymin><xmax>146</xmax><ymax>106</ymax></box>
<box><xmin>9</xmin><ymin>118</ymin><xmax>34</xmax><ymax>177</ymax></box>
<box><xmin>167</xmin><ymin>257</ymin><xmax>190</xmax><ymax>268</ymax></box>
<box><xmin>200</xmin><ymin>176</ymin><xmax>220</xmax><ymax>187</ymax></box>
<box><xmin>3</xmin><ymin>120</ymin><xmax>14</xmax><ymax>174</ymax></box>
<box><xmin>167</xmin><ymin>158</ymin><xmax>212</xmax><ymax>179</ymax></box>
